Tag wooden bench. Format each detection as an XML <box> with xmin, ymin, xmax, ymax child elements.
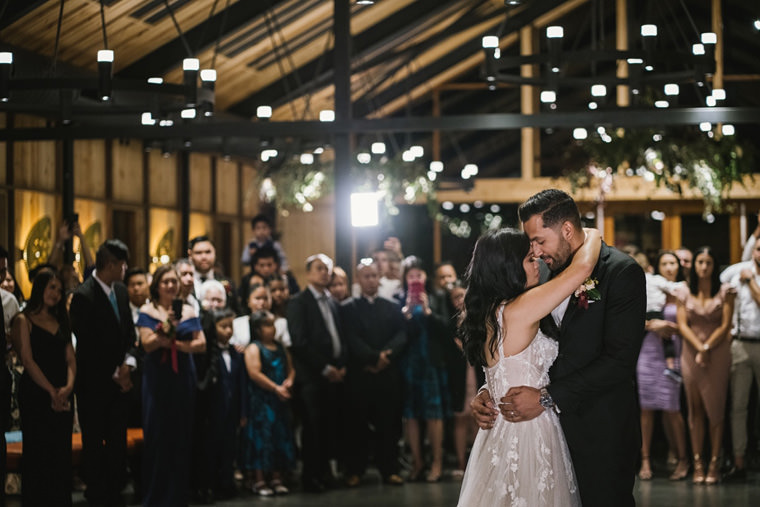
<box><xmin>5</xmin><ymin>428</ymin><xmax>143</xmax><ymax>473</ymax></box>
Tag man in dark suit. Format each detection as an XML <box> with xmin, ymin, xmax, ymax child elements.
<box><xmin>472</xmin><ymin>189</ymin><xmax>645</xmax><ymax>507</ymax></box>
<box><xmin>189</xmin><ymin>235</ymin><xmax>240</xmax><ymax>314</ymax></box>
<box><xmin>287</xmin><ymin>253</ymin><xmax>348</xmax><ymax>493</ymax></box>
<box><xmin>70</xmin><ymin>240</ymin><xmax>137</xmax><ymax>506</ymax></box>
<box><xmin>341</xmin><ymin>259</ymin><xmax>407</xmax><ymax>486</ymax></box>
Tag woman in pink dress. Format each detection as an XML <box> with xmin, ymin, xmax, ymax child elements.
<box><xmin>677</xmin><ymin>246</ymin><xmax>735</xmax><ymax>485</ymax></box>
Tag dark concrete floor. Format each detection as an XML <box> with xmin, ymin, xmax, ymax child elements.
<box><xmin>7</xmin><ymin>469</ymin><xmax>760</xmax><ymax>506</ymax></box>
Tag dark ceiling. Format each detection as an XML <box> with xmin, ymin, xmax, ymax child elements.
<box><xmin>1</xmin><ymin>0</ymin><xmax>758</xmax><ymax>181</ymax></box>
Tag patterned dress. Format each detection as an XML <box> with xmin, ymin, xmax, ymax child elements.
<box><xmin>241</xmin><ymin>340</ymin><xmax>296</xmax><ymax>472</ymax></box>
<box><xmin>636</xmin><ymin>302</ymin><xmax>683</xmax><ymax>411</ymax></box>
<box><xmin>400</xmin><ymin>304</ymin><xmax>451</xmax><ymax>420</ymax></box>
<box><xmin>458</xmin><ymin>306</ymin><xmax>580</xmax><ymax>507</ymax></box>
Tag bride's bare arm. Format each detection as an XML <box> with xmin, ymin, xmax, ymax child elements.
<box><xmin>506</xmin><ymin>228</ymin><xmax>601</xmax><ymax>328</ymax></box>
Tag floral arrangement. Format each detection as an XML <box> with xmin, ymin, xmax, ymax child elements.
<box><xmin>155</xmin><ymin>319</ymin><xmax>178</xmax><ymax>372</ymax></box>
<box><xmin>567</xmin><ymin>126</ymin><xmax>754</xmax><ymax>217</ymax></box>
<box><xmin>574</xmin><ymin>277</ymin><xmax>600</xmax><ymax>309</ymax></box>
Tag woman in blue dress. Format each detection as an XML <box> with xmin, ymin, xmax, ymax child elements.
<box><xmin>398</xmin><ymin>256</ymin><xmax>451</xmax><ymax>483</ymax></box>
<box><xmin>137</xmin><ymin>264</ymin><xmax>206</xmax><ymax>507</ymax></box>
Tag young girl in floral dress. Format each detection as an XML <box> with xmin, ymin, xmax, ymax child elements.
<box><xmin>241</xmin><ymin>310</ymin><xmax>296</xmax><ymax>496</ymax></box>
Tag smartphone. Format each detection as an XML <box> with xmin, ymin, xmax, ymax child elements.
<box><xmin>408</xmin><ymin>280</ymin><xmax>425</xmax><ymax>306</ymax></box>
<box><xmin>171</xmin><ymin>298</ymin><xmax>184</xmax><ymax>320</ymax></box>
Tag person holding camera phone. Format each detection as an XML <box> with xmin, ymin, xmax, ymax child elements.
<box><xmin>49</xmin><ymin>214</ymin><xmax>96</xmax><ymax>290</ymax></box>
<box><xmin>137</xmin><ymin>264</ymin><xmax>206</xmax><ymax>506</ymax></box>
<box><xmin>397</xmin><ymin>256</ymin><xmax>451</xmax><ymax>483</ymax></box>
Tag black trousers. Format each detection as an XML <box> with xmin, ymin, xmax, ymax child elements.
<box><xmin>344</xmin><ymin>369</ymin><xmax>402</xmax><ymax>478</ymax></box>
<box><xmin>296</xmin><ymin>379</ymin><xmax>345</xmax><ymax>482</ymax></box>
<box><xmin>78</xmin><ymin>392</ymin><xmax>129</xmax><ymax>505</ymax></box>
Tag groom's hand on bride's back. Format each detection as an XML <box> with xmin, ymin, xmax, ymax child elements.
<box><xmin>501</xmin><ymin>386</ymin><xmax>543</xmax><ymax>422</ymax></box>
<box><xmin>471</xmin><ymin>389</ymin><xmax>499</xmax><ymax>429</ymax></box>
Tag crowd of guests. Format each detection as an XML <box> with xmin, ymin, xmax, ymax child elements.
<box><xmin>2</xmin><ymin>210</ymin><xmax>760</xmax><ymax>505</ymax></box>
<box><xmin>630</xmin><ymin>217</ymin><xmax>760</xmax><ymax>485</ymax></box>
<box><xmin>0</xmin><ymin>214</ymin><xmax>477</xmax><ymax>506</ymax></box>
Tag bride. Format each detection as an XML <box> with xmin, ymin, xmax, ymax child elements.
<box><xmin>457</xmin><ymin>226</ymin><xmax>600</xmax><ymax>506</ymax></box>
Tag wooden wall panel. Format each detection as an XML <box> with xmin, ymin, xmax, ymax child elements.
<box><xmin>73</xmin><ymin>198</ymin><xmax>107</xmax><ymax>276</ymax></box>
<box><xmin>216</xmin><ymin>159</ymin><xmax>240</xmax><ymax>216</ymax></box>
<box><xmin>189</xmin><ymin>154</ymin><xmax>212</xmax><ymax>212</ymax></box>
<box><xmin>13</xmin><ymin>114</ymin><xmax>56</xmax><ymax>192</ymax></box>
<box><xmin>112</xmin><ymin>140</ymin><xmax>144</xmax><ymax>203</ymax></box>
<box><xmin>189</xmin><ymin>212</ymin><xmax>212</xmax><ymax>243</ymax></box>
<box><xmin>149</xmin><ymin>208</ymin><xmax>181</xmax><ymax>273</ymax></box>
<box><xmin>240</xmin><ymin>163</ymin><xmax>260</xmax><ymax>218</ymax></box>
<box><xmin>148</xmin><ymin>151</ymin><xmax>177</xmax><ymax>207</ymax></box>
<box><xmin>74</xmin><ymin>140</ymin><xmax>106</xmax><ymax>198</ymax></box>
<box><xmin>14</xmin><ymin>190</ymin><xmax>59</xmax><ymax>298</ymax></box>
<box><xmin>280</xmin><ymin>201</ymin><xmax>335</xmax><ymax>286</ymax></box>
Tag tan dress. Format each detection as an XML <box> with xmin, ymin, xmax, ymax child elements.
<box><xmin>681</xmin><ymin>285</ymin><xmax>731</xmax><ymax>424</ymax></box>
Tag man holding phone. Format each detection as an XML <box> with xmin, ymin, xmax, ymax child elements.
<box><xmin>70</xmin><ymin>239</ymin><xmax>137</xmax><ymax>506</ymax></box>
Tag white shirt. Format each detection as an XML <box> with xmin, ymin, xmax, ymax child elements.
<box><xmin>551</xmin><ymin>295</ymin><xmax>571</xmax><ymax>327</ymax></box>
<box><xmin>726</xmin><ymin>261</ymin><xmax>760</xmax><ymax>338</ymax></box>
<box><xmin>1</xmin><ymin>287</ymin><xmax>20</xmax><ymax>340</ymax></box>
<box><xmin>219</xmin><ymin>342</ymin><xmax>231</xmax><ymax>372</ymax></box>
<box><xmin>645</xmin><ymin>273</ymin><xmax>687</xmax><ymax>313</ymax></box>
<box><xmin>377</xmin><ymin>277</ymin><xmax>402</xmax><ymax>300</ymax></box>
<box><xmin>231</xmin><ymin>315</ymin><xmax>291</xmax><ymax>348</ymax></box>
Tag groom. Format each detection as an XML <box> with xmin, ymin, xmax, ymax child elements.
<box><xmin>472</xmin><ymin>189</ymin><xmax>646</xmax><ymax>507</ymax></box>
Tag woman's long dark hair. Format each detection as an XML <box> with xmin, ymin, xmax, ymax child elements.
<box><xmin>655</xmin><ymin>250</ymin><xmax>685</xmax><ymax>282</ymax></box>
<box><xmin>23</xmin><ymin>268</ymin><xmax>70</xmax><ymax>336</ymax></box>
<box><xmin>459</xmin><ymin>228</ymin><xmax>530</xmax><ymax>367</ymax></box>
<box><xmin>688</xmin><ymin>246</ymin><xmax>721</xmax><ymax>297</ymax></box>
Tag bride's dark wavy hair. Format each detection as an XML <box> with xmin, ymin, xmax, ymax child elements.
<box><xmin>460</xmin><ymin>228</ymin><xmax>530</xmax><ymax>367</ymax></box>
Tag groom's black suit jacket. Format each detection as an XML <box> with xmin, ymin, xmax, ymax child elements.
<box><xmin>545</xmin><ymin>242</ymin><xmax>645</xmax><ymax>507</ymax></box>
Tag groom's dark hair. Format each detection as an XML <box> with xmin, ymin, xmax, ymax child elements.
<box><xmin>518</xmin><ymin>189</ymin><xmax>582</xmax><ymax>230</ymax></box>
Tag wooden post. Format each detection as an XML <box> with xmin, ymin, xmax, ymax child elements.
<box><xmin>520</xmin><ymin>25</ymin><xmax>540</xmax><ymax>179</ymax></box>
<box><xmin>661</xmin><ymin>215</ymin><xmax>682</xmax><ymax>251</ymax></box>
<box><xmin>616</xmin><ymin>0</ymin><xmax>629</xmax><ymax>107</ymax></box>
<box><xmin>729</xmin><ymin>214</ymin><xmax>742</xmax><ymax>264</ymax></box>
<box><xmin>432</xmin><ymin>88</ymin><xmax>442</xmax><ymax>264</ymax></box>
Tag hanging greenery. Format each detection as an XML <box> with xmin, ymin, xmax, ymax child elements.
<box><xmin>566</xmin><ymin>126</ymin><xmax>754</xmax><ymax>216</ymax></box>
<box><xmin>256</xmin><ymin>154</ymin><xmax>437</xmax><ymax>219</ymax></box>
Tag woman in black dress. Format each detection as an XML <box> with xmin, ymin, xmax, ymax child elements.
<box><xmin>11</xmin><ymin>268</ymin><xmax>75</xmax><ymax>506</ymax></box>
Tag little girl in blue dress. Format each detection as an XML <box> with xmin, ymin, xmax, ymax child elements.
<box><xmin>241</xmin><ymin>310</ymin><xmax>296</xmax><ymax>496</ymax></box>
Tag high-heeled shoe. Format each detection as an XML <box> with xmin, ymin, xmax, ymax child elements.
<box><xmin>669</xmin><ymin>458</ymin><xmax>690</xmax><ymax>481</ymax></box>
<box><xmin>692</xmin><ymin>454</ymin><xmax>705</xmax><ymax>484</ymax></box>
<box><xmin>638</xmin><ymin>456</ymin><xmax>653</xmax><ymax>480</ymax></box>
<box><xmin>705</xmin><ymin>456</ymin><xmax>721</xmax><ymax>485</ymax></box>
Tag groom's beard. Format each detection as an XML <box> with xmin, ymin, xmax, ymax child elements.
<box><xmin>544</xmin><ymin>237</ymin><xmax>574</xmax><ymax>274</ymax></box>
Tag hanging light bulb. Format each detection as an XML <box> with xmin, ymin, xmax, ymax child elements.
<box><xmin>97</xmin><ymin>49</ymin><xmax>114</xmax><ymax>101</ymax></box>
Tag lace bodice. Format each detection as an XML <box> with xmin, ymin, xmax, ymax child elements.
<box><xmin>458</xmin><ymin>305</ymin><xmax>579</xmax><ymax>507</ymax></box>
<box><xmin>485</xmin><ymin>306</ymin><xmax>558</xmax><ymax>396</ymax></box>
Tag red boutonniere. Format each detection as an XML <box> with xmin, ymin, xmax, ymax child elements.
<box><xmin>221</xmin><ymin>279</ymin><xmax>233</xmax><ymax>295</ymax></box>
<box><xmin>574</xmin><ymin>277</ymin><xmax>601</xmax><ymax>309</ymax></box>
<box><xmin>155</xmin><ymin>320</ymin><xmax>178</xmax><ymax>373</ymax></box>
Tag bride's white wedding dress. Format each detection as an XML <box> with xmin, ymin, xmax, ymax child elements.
<box><xmin>457</xmin><ymin>307</ymin><xmax>580</xmax><ymax>507</ymax></box>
